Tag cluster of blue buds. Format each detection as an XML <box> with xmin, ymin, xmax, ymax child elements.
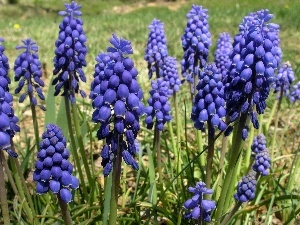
<box><xmin>273</xmin><ymin>62</ymin><xmax>294</xmax><ymax>97</ymax></box>
<box><xmin>183</xmin><ymin>181</ymin><xmax>216</xmax><ymax>222</ymax></box>
<box><xmin>33</xmin><ymin>124</ymin><xmax>79</xmax><ymax>203</ymax></box>
<box><xmin>0</xmin><ymin>38</ymin><xmax>20</xmax><ymax>158</ymax></box>
<box><xmin>14</xmin><ymin>39</ymin><xmax>45</xmax><ymax>110</ymax></box>
<box><xmin>53</xmin><ymin>1</ymin><xmax>87</xmax><ymax>103</ymax></box>
<box><xmin>225</xmin><ymin>10</ymin><xmax>281</xmax><ymax>134</ymax></box>
<box><xmin>145</xmin><ymin>78</ymin><xmax>172</xmax><ymax>131</ymax></box>
<box><xmin>90</xmin><ymin>34</ymin><xmax>143</xmax><ymax>176</ymax></box>
<box><xmin>234</xmin><ymin>170</ymin><xmax>257</xmax><ymax>202</ymax></box>
<box><xmin>289</xmin><ymin>81</ymin><xmax>300</xmax><ymax>103</ymax></box>
<box><xmin>161</xmin><ymin>56</ymin><xmax>181</xmax><ymax>95</ymax></box>
<box><xmin>191</xmin><ymin>63</ymin><xmax>227</xmax><ymax>137</ymax></box>
<box><xmin>251</xmin><ymin>133</ymin><xmax>267</xmax><ymax>154</ymax></box>
<box><xmin>252</xmin><ymin>149</ymin><xmax>270</xmax><ymax>176</ymax></box>
<box><xmin>181</xmin><ymin>4</ymin><xmax>212</xmax><ymax>84</ymax></box>
<box><xmin>144</xmin><ymin>19</ymin><xmax>168</xmax><ymax>79</ymax></box>
<box><xmin>214</xmin><ymin>32</ymin><xmax>232</xmax><ymax>78</ymax></box>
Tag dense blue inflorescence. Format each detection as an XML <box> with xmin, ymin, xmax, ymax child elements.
<box><xmin>191</xmin><ymin>63</ymin><xmax>227</xmax><ymax>137</ymax></box>
<box><xmin>273</xmin><ymin>62</ymin><xmax>294</xmax><ymax>97</ymax></box>
<box><xmin>214</xmin><ymin>32</ymin><xmax>232</xmax><ymax>79</ymax></box>
<box><xmin>252</xmin><ymin>148</ymin><xmax>271</xmax><ymax>176</ymax></box>
<box><xmin>14</xmin><ymin>39</ymin><xmax>45</xmax><ymax>110</ymax></box>
<box><xmin>33</xmin><ymin>124</ymin><xmax>79</xmax><ymax>203</ymax></box>
<box><xmin>225</xmin><ymin>10</ymin><xmax>281</xmax><ymax>135</ymax></box>
<box><xmin>251</xmin><ymin>133</ymin><xmax>267</xmax><ymax>154</ymax></box>
<box><xmin>144</xmin><ymin>19</ymin><xmax>168</xmax><ymax>79</ymax></box>
<box><xmin>90</xmin><ymin>34</ymin><xmax>144</xmax><ymax>176</ymax></box>
<box><xmin>53</xmin><ymin>1</ymin><xmax>87</xmax><ymax>103</ymax></box>
<box><xmin>183</xmin><ymin>181</ymin><xmax>216</xmax><ymax>222</ymax></box>
<box><xmin>145</xmin><ymin>78</ymin><xmax>172</xmax><ymax>131</ymax></box>
<box><xmin>0</xmin><ymin>38</ymin><xmax>20</xmax><ymax>158</ymax></box>
<box><xmin>234</xmin><ymin>170</ymin><xmax>257</xmax><ymax>202</ymax></box>
<box><xmin>162</xmin><ymin>56</ymin><xmax>182</xmax><ymax>95</ymax></box>
<box><xmin>289</xmin><ymin>81</ymin><xmax>300</xmax><ymax>103</ymax></box>
<box><xmin>181</xmin><ymin>4</ymin><xmax>212</xmax><ymax>84</ymax></box>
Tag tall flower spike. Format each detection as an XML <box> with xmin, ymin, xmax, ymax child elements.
<box><xmin>14</xmin><ymin>39</ymin><xmax>45</xmax><ymax>110</ymax></box>
<box><xmin>144</xmin><ymin>19</ymin><xmax>168</xmax><ymax>79</ymax></box>
<box><xmin>145</xmin><ymin>78</ymin><xmax>172</xmax><ymax>131</ymax></box>
<box><xmin>90</xmin><ymin>34</ymin><xmax>143</xmax><ymax>176</ymax></box>
<box><xmin>273</xmin><ymin>62</ymin><xmax>294</xmax><ymax>97</ymax></box>
<box><xmin>214</xmin><ymin>32</ymin><xmax>232</xmax><ymax>79</ymax></box>
<box><xmin>225</xmin><ymin>9</ymin><xmax>281</xmax><ymax>134</ymax></box>
<box><xmin>181</xmin><ymin>5</ymin><xmax>212</xmax><ymax>84</ymax></box>
<box><xmin>191</xmin><ymin>63</ymin><xmax>227</xmax><ymax>136</ymax></box>
<box><xmin>251</xmin><ymin>133</ymin><xmax>266</xmax><ymax>154</ymax></box>
<box><xmin>162</xmin><ymin>56</ymin><xmax>182</xmax><ymax>95</ymax></box>
<box><xmin>183</xmin><ymin>181</ymin><xmax>216</xmax><ymax>222</ymax></box>
<box><xmin>33</xmin><ymin>124</ymin><xmax>79</xmax><ymax>203</ymax></box>
<box><xmin>0</xmin><ymin>38</ymin><xmax>20</xmax><ymax>158</ymax></box>
<box><xmin>234</xmin><ymin>170</ymin><xmax>257</xmax><ymax>202</ymax></box>
<box><xmin>53</xmin><ymin>1</ymin><xmax>87</xmax><ymax>103</ymax></box>
<box><xmin>289</xmin><ymin>81</ymin><xmax>300</xmax><ymax>103</ymax></box>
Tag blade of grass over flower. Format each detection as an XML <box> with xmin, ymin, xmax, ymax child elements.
<box><xmin>56</xmin><ymin>98</ymin><xmax>69</xmax><ymax>139</ymax></box>
<box><xmin>45</xmin><ymin>79</ymin><xmax>56</xmax><ymax>125</ymax></box>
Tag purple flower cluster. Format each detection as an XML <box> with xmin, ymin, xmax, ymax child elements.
<box><xmin>251</xmin><ymin>133</ymin><xmax>266</xmax><ymax>154</ymax></box>
<box><xmin>145</xmin><ymin>78</ymin><xmax>172</xmax><ymax>131</ymax></box>
<box><xmin>191</xmin><ymin>63</ymin><xmax>227</xmax><ymax>136</ymax></box>
<box><xmin>53</xmin><ymin>1</ymin><xmax>87</xmax><ymax>103</ymax></box>
<box><xmin>0</xmin><ymin>38</ymin><xmax>20</xmax><ymax>158</ymax></box>
<box><xmin>183</xmin><ymin>181</ymin><xmax>216</xmax><ymax>222</ymax></box>
<box><xmin>162</xmin><ymin>56</ymin><xmax>181</xmax><ymax>95</ymax></box>
<box><xmin>289</xmin><ymin>81</ymin><xmax>300</xmax><ymax>103</ymax></box>
<box><xmin>14</xmin><ymin>39</ymin><xmax>45</xmax><ymax>109</ymax></box>
<box><xmin>90</xmin><ymin>34</ymin><xmax>143</xmax><ymax>176</ymax></box>
<box><xmin>252</xmin><ymin>149</ymin><xmax>270</xmax><ymax>176</ymax></box>
<box><xmin>144</xmin><ymin>19</ymin><xmax>168</xmax><ymax>79</ymax></box>
<box><xmin>214</xmin><ymin>32</ymin><xmax>232</xmax><ymax>78</ymax></box>
<box><xmin>225</xmin><ymin>10</ymin><xmax>281</xmax><ymax>132</ymax></box>
<box><xmin>181</xmin><ymin>4</ymin><xmax>212</xmax><ymax>84</ymax></box>
<box><xmin>234</xmin><ymin>170</ymin><xmax>257</xmax><ymax>202</ymax></box>
<box><xmin>33</xmin><ymin>124</ymin><xmax>79</xmax><ymax>203</ymax></box>
<box><xmin>273</xmin><ymin>62</ymin><xmax>294</xmax><ymax>97</ymax></box>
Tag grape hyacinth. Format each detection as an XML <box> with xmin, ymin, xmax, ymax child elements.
<box><xmin>251</xmin><ymin>133</ymin><xmax>267</xmax><ymax>154</ymax></box>
<box><xmin>90</xmin><ymin>34</ymin><xmax>144</xmax><ymax>176</ymax></box>
<box><xmin>289</xmin><ymin>81</ymin><xmax>300</xmax><ymax>103</ymax></box>
<box><xmin>181</xmin><ymin>4</ymin><xmax>212</xmax><ymax>84</ymax></box>
<box><xmin>183</xmin><ymin>181</ymin><xmax>216</xmax><ymax>222</ymax></box>
<box><xmin>145</xmin><ymin>78</ymin><xmax>172</xmax><ymax>131</ymax></box>
<box><xmin>273</xmin><ymin>62</ymin><xmax>294</xmax><ymax>97</ymax></box>
<box><xmin>162</xmin><ymin>56</ymin><xmax>182</xmax><ymax>95</ymax></box>
<box><xmin>53</xmin><ymin>1</ymin><xmax>87</xmax><ymax>103</ymax></box>
<box><xmin>144</xmin><ymin>19</ymin><xmax>168</xmax><ymax>79</ymax></box>
<box><xmin>14</xmin><ymin>39</ymin><xmax>45</xmax><ymax>109</ymax></box>
<box><xmin>234</xmin><ymin>170</ymin><xmax>257</xmax><ymax>202</ymax></box>
<box><xmin>214</xmin><ymin>32</ymin><xmax>232</xmax><ymax>79</ymax></box>
<box><xmin>191</xmin><ymin>63</ymin><xmax>227</xmax><ymax>136</ymax></box>
<box><xmin>225</xmin><ymin>10</ymin><xmax>281</xmax><ymax>134</ymax></box>
<box><xmin>33</xmin><ymin>124</ymin><xmax>79</xmax><ymax>203</ymax></box>
<box><xmin>0</xmin><ymin>38</ymin><xmax>20</xmax><ymax>158</ymax></box>
<box><xmin>252</xmin><ymin>148</ymin><xmax>271</xmax><ymax>176</ymax></box>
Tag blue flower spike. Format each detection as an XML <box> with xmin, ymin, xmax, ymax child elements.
<box><xmin>34</xmin><ymin>124</ymin><xmax>79</xmax><ymax>203</ymax></box>
<box><xmin>162</xmin><ymin>56</ymin><xmax>182</xmax><ymax>95</ymax></box>
<box><xmin>53</xmin><ymin>1</ymin><xmax>87</xmax><ymax>103</ymax></box>
<box><xmin>0</xmin><ymin>38</ymin><xmax>20</xmax><ymax>158</ymax></box>
<box><xmin>91</xmin><ymin>34</ymin><xmax>143</xmax><ymax>176</ymax></box>
<box><xmin>234</xmin><ymin>170</ymin><xmax>257</xmax><ymax>202</ymax></box>
<box><xmin>14</xmin><ymin>38</ymin><xmax>45</xmax><ymax>110</ymax></box>
<box><xmin>183</xmin><ymin>181</ymin><xmax>216</xmax><ymax>222</ymax></box>
<box><xmin>273</xmin><ymin>62</ymin><xmax>294</xmax><ymax>97</ymax></box>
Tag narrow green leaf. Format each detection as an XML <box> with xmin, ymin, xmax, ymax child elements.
<box><xmin>102</xmin><ymin>175</ymin><xmax>112</xmax><ymax>225</ymax></box>
<box><xmin>45</xmin><ymin>78</ymin><xmax>56</xmax><ymax>125</ymax></box>
<box><xmin>55</xmin><ymin>98</ymin><xmax>69</xmax><ymax>139</ymax></box>
<box><xmin>147</xmin><ymin>145</ymin><xmax>157</xmax><ymax>205</ymax></box>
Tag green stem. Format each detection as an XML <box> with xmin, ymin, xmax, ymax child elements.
<box><xmin>220</xmin><ymin>202</ymin><xmax>242</xmax><ymax>225</ymax></box>
<box><xmin>244</xmin><ymin>126</ymin><xmax>254</xmax><ymax>172</ymax></box>
<box><xmin>29</xmin><ymin>91</ymin><xmax>40</xmax><ymax>153</ymax></box>
<box><xmin>121</xmin><ymin>162</ymin><xmax>127</xmax><ymax>208</ymax></box>
<box><xmin>196</xmin><ymin>130</ymin><xmax>205</xmax><ymax>181</ymax></box>
<box><xmin>64</xmin><ymin>95</ymin><xmax>88</xmax><ymax>200</ymax></box>
<box><xmin>264</xmin><ymin>100</ymin><xmax>278</xmax><ymax>135</ymax></box>
<box><xmin>0</xmin><ymin>151</ymin><xmax>11</xmax><ymax>225</ymax></box>
<box><xmin>57</xmin><ymin>195</ymin><xmax>73</xmax><ymax>225</ymax></box>
<box><xmin>215</xmin><ymin>112</ymin><xmax>248</xmax><ymax>223</ymax></box>
<box><xmin>155</xmin><ymin>128</ymin><xmax>162</xmax><ymax>186</ymax></box>
<box><xmin>168</xmin><ymin>122</ymin><xmax>178</xmax><ymax>170</ymax></box>
<box><xmin>271</xmin><ymin>85</ymin><xmax>283</xmax><ymax>160</ymax></box>
<box><xmin>173</xmin><ymin>92</ymin><xmax>181</xmax><ymax>168</ymax></box>
<box><xmin>205</xmin><ymin>122</ymin><xmax>214</xmax><ymax>191</ymax></box>
<box><xmin>71</xmin><ymin>103</ymin><xmax>93</xmax><ymax>188</ymax></box>
<box><xmin>1</xmin><ymin>155</ymin><xmax>18</xmax><ymax>196</ymax></box>
<box><xmin>108</xmin><ymin>135</ymin><xmax>122</xmax><ymax>225</ymax></box>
